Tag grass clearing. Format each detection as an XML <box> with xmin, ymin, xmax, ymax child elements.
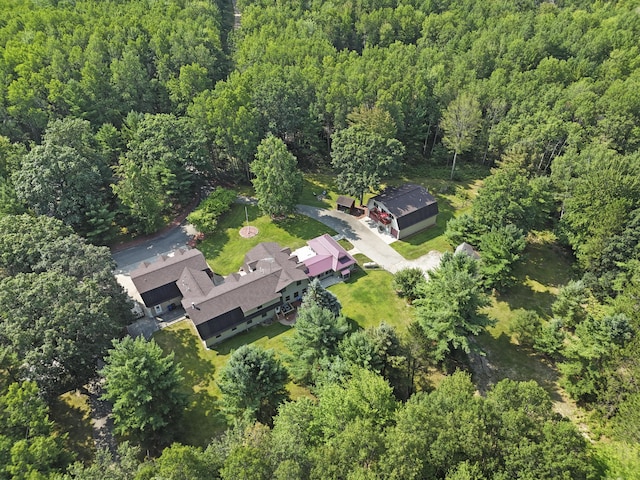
<box><xmin>476</xmin><ymin>231</ymin><xmax>579</xmax><ymax>415</ymax></box>
<box><xmin>329</xmin><ymin>263</ymin><xmax>413</xmax><ymax>332</ymax></box>
<box><xmin>154</xmin><ymin>319</ymin><xmax>302</xmax><ymax>444</ymax></box>
<box><xmin>198</xmin><ymin>204</ymin><xmax>336</xmax><ymax>275</ymax></box>
<box><xmin>51</xmin><ymin>391</ymin><xmax>94</xmax><ymax>462</ymax></box>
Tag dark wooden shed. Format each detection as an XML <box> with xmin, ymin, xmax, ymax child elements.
<box><xmin>336</xmin><ymin>195</ymin><xmax>355</xmax><ymax>212</ymax></box>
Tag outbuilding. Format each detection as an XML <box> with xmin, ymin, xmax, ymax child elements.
<box><xmin>336</xmin><ymin>195</ymin><xmax>356</xmax><ymax>213</ymax></box>
<box><xmin>366</xmin><ymin>184</ymin><xmax>438</xmax><ymax>240</ymax></box>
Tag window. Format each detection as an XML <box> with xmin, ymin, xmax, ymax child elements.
<box><xmin>261</xmin><ymin>312</ymin><xmax>267</xmax><ymax>318</ymax></box>
<box><xmin>256</xmin><ymin>305</ymin><xmax>262</xmax><ymax>310</ymax></box>
<box><xmin>296</xmin><ymin>280</ymin><xmax>301</xmax><ymax>286</ymax></box>
<box><xmin>247</xmin><ymin>319</ymin><xmax>253</xmax><ymax>324</ymax></box>
<box><xmin>285</xmin><ymin>295</ymin><xmax>290</xmax><ymax>301</ymax></box>
<box><xmin>216</xmin><ymin>335</ymin><xmax>221</xmax><ymax>338</ymax></box>
<box><xmin>294</xmin><ymin>291</ymin><xmax>299</xmax><ymax>298</ymax></box>
<box><xmin>231</xmin><ymin>327</ymin><xmax>237</xmax><ymax>331</ymax></box>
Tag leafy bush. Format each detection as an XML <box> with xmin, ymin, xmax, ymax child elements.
<box><xmin>392</xmin><ymin>267</ymin><xmax>426</xmax><ymax>303</ymax></box>
<box><xmin>187</xmin><ymin>188</ymin><xmax>236</xmax><ymax>234</ymax></box>
<box><xmin>508</xmin><ymin>309</ymin><xmax>542</xmax><ymax>348</ymax></box>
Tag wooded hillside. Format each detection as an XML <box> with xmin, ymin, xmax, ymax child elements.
<box><xmin>1</xmin><ymin>0</ymin><xmax>639</xmax><ymax>477</ymax></box>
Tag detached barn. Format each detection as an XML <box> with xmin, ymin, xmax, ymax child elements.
<box><xmin>366</xmin><ymin>184</ymin><xmax>438</xmax><ymax>239</ymax></box>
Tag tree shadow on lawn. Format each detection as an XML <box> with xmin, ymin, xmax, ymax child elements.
<box><xmin>300</xmin><ymin>177</ymin><xmax>335</xmax><ymax>208</ymax></box>
<box><xmin>515</xmin><ymin>241</ymin><xmax>576</xmax><ymax>289</ymax></box>
<box><xmin>155</xmin><ymin>326</ymin><xmax>228</xmax><ymax>445</ymax></box>
<box><xmin>496</xmin><ymin>285</ymin><xmax>556</xmax><ymax>318</ymax></box>
<box><xmin>50</xmin><ymin>394</ymin><xmax>94</xmax><ymax>462</ymax></box>
<box><xmin>176</xmin><ymin>389</ymin><xmax>227</xmax><ymax>447</ymax></box>
<box><xmin>157</xmin><ymin>326</ymin><xmax>216</xmax><ymax>388</ymax></box>
<box><xmin>499</xmin><ymin>240</ymin><xmax>576</xmax><ymax>317</ymax></box>
<box><xmin>473</xmin><ymin>331</ymin><xmax>566</xmax><ymax>406</ymax></box>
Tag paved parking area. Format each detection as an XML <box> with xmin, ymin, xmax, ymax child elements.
<box><xmin>296</xmin><ymin>205</ymin><xmax>442</xmax><ymax>275</ymax></box>
<box><xmin>126</xmin><ymin>317</ymin><xmax>160</xmax><ymax>340</ymax></box>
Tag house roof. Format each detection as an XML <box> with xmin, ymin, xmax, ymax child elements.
<box><xmin>182</xmin><ymin>242</ymin><xmax>308</xmax><ymax>336</ymax></box>
<box><xmin>371</xmin><ymin>184</ymin><xmax>438</xmax><ymax>230</ymax></box>
<box><xmin>304</xmin><ymin>234</ymin><xmax>356</xmax><ymax>275</ymax></box>
<box><xmin>131</xmin><ymin>249</ymin><xmax>209</xmax><ymax>295</ymax></box>
<box><xmin>336</xmin><ymin>195</ymin><xmax>355</xmax><ymax>208</ymax></box>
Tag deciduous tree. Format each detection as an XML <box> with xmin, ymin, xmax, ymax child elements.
<box><xmin>440</xmin><ymin>93</ymin><xmax>482</xmax><ymax>180</ymax></box>
<box><xmin>0</xmin><ymin>381</ymin><xmax>69</xmax><ymax>478</ymax></box>
<box><xmin>392</xmin><ymin>267</ymin><xmax>426</xmax><ymax>303</ymax></box>
<box><xmin>13</xmin><ymin>144</ymin><xmax>110</xmax><ymax>238</ymax></box>
<box><xmin>331</xmin><ymin>124</ymin><xmax>404</xmax><ymax>204</ymax></box>
<box><xmin>251</xmin><ymin>135</ymin><xmax>303</xmax><ymax>217</ymax></box>
<box><xmin>0</xmin><ymin>271</ymin><xmax>126</xmax><ymax>397</ymax></box>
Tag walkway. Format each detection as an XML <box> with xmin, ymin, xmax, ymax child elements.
<box><xmin>297</xmin><ymin>205</ymin><xmax>406</xmax><ymax>272</ymax></box>
<box><xmin>297</xmin><ymin>205</ymin><xmax>442</xmax><ymax>274</ymax></box>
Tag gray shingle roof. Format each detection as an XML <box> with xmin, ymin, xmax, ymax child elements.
<box><xmin>371</xmin><ymin>184</ymin><xmax>438</xmax><ymax>229</ymax></box>
<box><xmin>130</xmin><ymin>248</ymin><xmax>210</xmax><ymax>300</ymax></box>
<box><xmin>182</xmin><ymin>242</ymin><xmax>308</xmax><ymax>331</ymax></box>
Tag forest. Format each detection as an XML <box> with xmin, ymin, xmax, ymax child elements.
<box><xmin>1</xmin><ymin>0</ymin><xmax>640</xmax><ymax>477</ymax></box>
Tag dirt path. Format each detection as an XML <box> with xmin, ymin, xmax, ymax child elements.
<box><xmin>85</xmin><ymin>378</ymin><xmax>117</xmax><ymax>455</ymax></box>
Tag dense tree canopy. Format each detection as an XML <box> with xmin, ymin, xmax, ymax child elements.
<box><xmin>2</xmin><ymin>0</ymin><xmax>640</xmax><ymax>473</ymax></box>
<box><xmin>0</xmin><ymin>215</ymin><xmax>131</xmax><ymax>397</ymax></box>
<box><xmin>331</xmin><ymin>124</ymin><xmax>404</xmax><ymax>203</ymax></box>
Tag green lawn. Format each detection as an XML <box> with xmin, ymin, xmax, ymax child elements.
<box><xmin>329</xmin><ymin>262</ymin><xmax>413</xmax><ymax>332</ymax></box>
<box><xmin>198</xmin><ymin>203</ymin><xmax>337</xmax><ymax>275</ymax></box>
<box><xmin>153</xmin><ymin>317</ymin><xmax>318</xmax><ymax>444</ymax></box>
<box><xmin>474</xmin><ymin>231</ymin><xmax>578</xmax><ymax>407</ymax></box>
<box><xmin>152</xmin><ymin>256</ymin><xmax>413</xmax><ymax>444</ymax></box>
<box><xmin>50</xmin><ymin>392</ymin><xmax>94</xmax><ymax>462</ymax></box>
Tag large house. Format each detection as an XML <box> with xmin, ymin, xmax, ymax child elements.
<box><xmin>181</xmin><ymin>242</ymin><xmax>309</xmax><ymax>346</ymax></box>
<box><xmin>366</xmin><ymin>183</ymin><xmax>438</xmax><ymax>239</ymax></box>
<box><xmin>127</xmin><ymin>234</ymin><xmax>356</xmax><ymax>347</ymax></box>
<box><xmin>130</xmin><ymin>248</ymin><xmax>213</xmax><ymax>317</ymax></box>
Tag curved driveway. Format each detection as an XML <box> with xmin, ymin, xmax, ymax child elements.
<box><xmin>111</xmin><ymin>202</ymin><xmax>441</xmax><ymax>276</ymax></box>
<box><xmin>297</xmin><ymin>205</ymin><xmax>441</xmax><ymax>274</ymax></box>
<box><xmin>112</xmin><ymin>223</ymin><xmax>198</xmax><ymax>274</ymax></box>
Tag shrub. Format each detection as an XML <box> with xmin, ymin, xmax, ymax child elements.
<box><xmin>508</xmin><ymin>309</ymin><xmax>542</xmax><ymax>348</ymax></box>
<box><xmin>187</xmin><ymin>187</ymin><xmax>236</xmax><ymax>234</ymax></box>
<box><xmin>392</xmin><ymin>267</ymin><xmax>426</xmax><ymax>303</ymax></box>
